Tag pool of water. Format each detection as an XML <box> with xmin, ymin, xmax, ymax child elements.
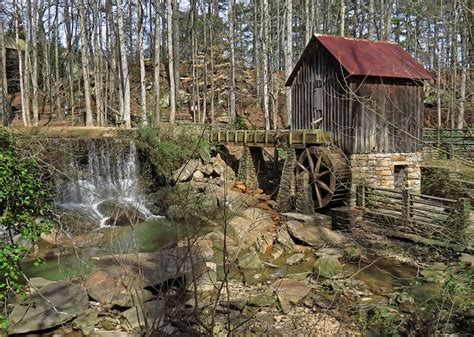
<box><xmin>22</xmin><ymin>218</ymin><xmax>209</xmax><ymax>281</ymax></box>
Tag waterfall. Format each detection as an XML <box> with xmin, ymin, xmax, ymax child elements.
<box><xmin>54</xmin><ymin>138</ymin><xmax>158</xmax><ymax>227</ymax></box>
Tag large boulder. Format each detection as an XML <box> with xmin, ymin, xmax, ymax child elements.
<box><xmin>227</xmin><ymin>207</ymin><xmax>275</xmax><ymax>253</ymax></box>
<box><xmin>271</xmin><ymin>278</ymin><xmax>311</xmax><ymax>305</ymax></box>
<box><xmin>313</xmin><ymin>255</ymin><xmax>343</xmax><ymax>278</ymax></box>
<box><xmin>8</xmin><ymin>281</ymin><xmax>89</xmax><ymax>334</ymax></box>
<box><xmin>172</xmin><ymin>159</ymin><xmax>201</xmax><ymax>182</ymax></box>
<box><xmin>122</xmin><ymin>300</ymin><xmax>166</xmax><ymax>331</ymax></box>
<box><xmin>286</xmin><ymin>220</ymin><xmax>346</xmax><ymax>248</ymax></box>
<box><xmin>281</xmin><ymin>212</ymin><xmax>332</xmax><ymax>229</ymax></box>
<box><xmin>86</xmin><ymin>246</ymin><xmax>205</xmax><ymax>307</ymax></box>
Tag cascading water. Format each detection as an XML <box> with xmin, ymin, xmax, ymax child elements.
<box><xmin>53</xmin><ymin>138</ymin><xmax>159</xmax><ymax>227</ymax></box>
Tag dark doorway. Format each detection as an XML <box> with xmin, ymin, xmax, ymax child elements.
<box><xmin>394</xmin><ymin>165</ymin><xmax>407</xmax><ymax>191</ymax></box>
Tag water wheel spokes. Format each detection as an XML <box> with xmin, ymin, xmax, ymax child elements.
<box><xmin>296</xmin><ymin>146</ymin><xmax>348</xmax><ymax>209</ymax></box>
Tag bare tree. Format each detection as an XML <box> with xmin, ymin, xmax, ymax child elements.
<box><xmin>79</xmin><ymin>0</ymin><xmax>94</xmax><ymax>126</ymax></box>
<box><xmin>368</xmin><ymin>0</ymin><xmax>374</xmax><ymax>39</ymax></box>
<box><xmin>228</xmin><ymin>0</ymin><xmax>236</xmax><ymax>124</ymax></box>
<box><xmin>167</xmin><ymin>0</ymin><xmax>176</xmax><ymax>123</ymax></box>
<box><xmin>137</xmin><ymin>0</ymin><xmax>148</xmax><ymax>126</ymax></box>
<box><xmin>153</xmin><ymin>0</ymin><xmax>161</xmax><ymax>125</ymax></box>
<box><xmin>117</xmin><ymin>0</ymin><xmax>131</xmax><ymax>127</ymax></box>
<box><xmin>262</xmin><ymin>0</ymin><xmax>270</xmax><ymax>130</ymax></box>
<box><xmin>340</xmin><ymin>0</ymin><xmax>345</xmax><ymax>37</ymax></box>
<box><xmin>29</xmin><ymin>0</ymin><xmax>39</xmax><ymax>125</ymax></box>
<box><xmin>285</xmin><ymin>0</ymin><xmax>292</xmax><ymax>127</ymax></box>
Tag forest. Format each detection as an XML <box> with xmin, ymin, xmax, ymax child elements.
<box><xmin>0</xmin><ymin>0</ymin><xmax>472</xmax><ymax>129</ymax></box>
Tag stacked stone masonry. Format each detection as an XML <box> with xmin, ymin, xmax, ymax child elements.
<box><xmin>350</xmin><ymin>152</ymin><xmax>422</xmax><ymax>205</ymax></box>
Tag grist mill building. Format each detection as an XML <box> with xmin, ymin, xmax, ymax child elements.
<box><xmin>285</xmin><ymin>34</ymin><xmax>433</xmax><ymax>201</ymax></box>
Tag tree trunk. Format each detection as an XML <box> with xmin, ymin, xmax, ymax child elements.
<box><xmin>64</xmin><ymin>0</ymin><xmax>75</xmax><ymax>124</ymax></box>
<box><xmin>285</xmin><ymin>0</ymin><xmax>292</xmax><ymax>127</ymax></box>
<box><xmin>17</xmin><ymin>0</ymin><xmax>31</xmax><ymax>126</ymax></box>
<box><xmin>137</xmin><ymin>0</ymin><xmax>148</xmax><ymax>126</ymax></box>
<box><xmin>368</xmin><ymin>0</ymin><xmax>374</xmax><ymax>39</ymax></box>
<box><xmin>305</xmin><ymin>0</ymin><xmax>311</xmax><ymax>42</ymax></box>
<box><xmin>118</xmin><ymin>0</ymin><xmax>131</xmax><ymax>127</ymax></box>
<box><xmin>93</xmin><ymin>0</ymin><xmax>104</xmax><ymax>126</ymax></box>
<box><xmin>457</xmin><ymin>25</ymin><xmax>467</xmax><ymax>129</ymax></box>
<box><xmin>167</xmin><ymin>0</ymin><xmax>176</xmax><ymax>123</ymax></box>
<box><xmin>262</xmin><ymin>0</ymin><xmax>270</xmax><ymax>130</ymax></box>
<box><xmin>340</xmin><ymin>0</ymin><xmax>345</xmax><ymax>36</ymax></box>
<box><xmin>153</xmin><ymin>0</ymin><xmax>161</xmax><ymax>125</ymax></box>
<box><xmin>172</xmin><ymin>0</ymin><xmax>180</xmax><ymax>107</ymax></box>
<box><xmin>79</xmin><ymin>0</ymin><xmax>94</xmax><ymax>126</ymax></box>
<box><xmin>253</xmin><ymin>0</ymin><xmax>261</xmax><ymax>101</ymax></box>
<box><xmin>228</xmin><ymin>0</ymin><xmax>236</xmax><ymax>124</ymax></box>
<box><xmin>29</xmin><ymin>0</ymin><xmax>39</xmax><ymax>126</ymax></box>
<box><xmin>54</xmin><ymin>0</ymin><xmax>61</xmax><ymax>122</ymax></box>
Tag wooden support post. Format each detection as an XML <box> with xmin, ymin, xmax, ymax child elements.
<box><xmin>401</xmin><ymin>188</ymin><xmax>412</xmax><ymax>223</ymax></box>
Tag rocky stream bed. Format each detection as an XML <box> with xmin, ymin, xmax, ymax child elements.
<box><xmin>2</xmin><ymin>151</ymin><xmax>474</xmax><ymax>336</ymax></box>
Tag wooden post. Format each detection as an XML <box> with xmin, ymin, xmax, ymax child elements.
<box><xmin>356</xmin><ymin>185</ymin><xmax>366</xmax><ymax>208</ymax></box>
<box><xmin>401</xmin><ymin>188</ymin><xmax>412</xmax><ymax>223</ymax></box>
<box><xmin>454</xmin><ymin>198</ymin><xmax>470</xmax><ymax>241</ymax></box>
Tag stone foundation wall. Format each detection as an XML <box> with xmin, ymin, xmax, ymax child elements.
<box><xmin>350</xmin><ymin>152</ymin><xmax>422</xmax><ymax>205</ymax></box>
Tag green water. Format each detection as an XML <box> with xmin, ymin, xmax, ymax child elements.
<box><xmin>22</xmin><ymin>217</ymin><xmax>207</xmax><ymax>281</ymax></box>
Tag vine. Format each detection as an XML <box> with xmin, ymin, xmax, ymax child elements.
<box><xmin>0</xmin><ymin>133</ymin><xmax>53</xmax><ymax>329</ymax></box>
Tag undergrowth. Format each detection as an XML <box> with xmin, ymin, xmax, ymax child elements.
<box><xmin>136</xmin><ymin>125</ymin><xmax>209</xmax><ymax>176</ymax></box>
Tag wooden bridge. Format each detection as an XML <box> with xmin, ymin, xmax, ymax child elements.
<box><xmin>209</xmin><ymin>129</ymin><xmax>332</xmax><ymax>148</ymax></box>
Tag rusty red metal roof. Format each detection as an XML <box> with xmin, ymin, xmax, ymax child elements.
<box><xmin>286</xmin><ymin>35</ymin><xmax>433</xmax><ymax>86</ymax></box>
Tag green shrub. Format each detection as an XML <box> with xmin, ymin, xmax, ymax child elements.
<box><xmin>0</xmin><ymin>132</ymin><xmax>53</xmax><ymax>328</ymax></box>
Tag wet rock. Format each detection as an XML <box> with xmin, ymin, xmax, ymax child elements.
<box><xmin>237</xmin><ymin>251</ymin><xmax>264</xmax><ymax>270</ymax></box>
<box><xmin>105</xmin><ymin>206</ymin><xmax>146</xmax><ymax>226</ymax></box>
<box><xmin>286</xmin><ymin>271</ymin><xmax>312</xmax><ymax>281</ymax></box>
<box><xmin>247</xmin><ymin>289</ymin><xmax>276</xmax><ymax>307</ymax></box>
<box><xmin>8</xmin><ymin>281</ymin><xmax>89</xmax><ymax>334</ymax></box>
<box><xmin>277</xmin><ymin>228</ymin><xmax>296</xmax><ymax>252</ymax></box>
<box><xmin>122</xmin><ymin>300</ymin><xmax>166</xmax><ymax>331</ymax></box>
<box><xmin>227</xmin><ymin>207</ymin><xmax>275</xmax><ymax>252</ymax></box>
<box><xmin>72</xmin><ymin>309</ymin><xmax>99</xmax><ymax>335</ymax></box>
<box><xmin>86</xmin><ymin>247</ymin><xmax>204</xmax><ymax>307</ymax></box>
<box><xmin>314</xmin><ymin>256</ymin><xmax>343</xmax><ymax>278</ymax></box>
<box><xmin>286</xmin><ymin>253</ymin><xmax>306</xmax><ymax>266</ymax></box>
<box><xmin>271</xmin><ymin>244</ymin><xmax>284</xmax><ymax>259</ymax></box>
<box><xmin>87</xmin><ymin>270</ymin><xmax>153</xmax><ymax>307</ymax></box>
<box><xmin>316</xmin><ymin>248</ymin><xmax>344</xmax><ymax>258</ymax></box>
<box><xmin>29</xmin><ymin>277</ymin><xmax>55</xmax><ymax>289</ymax></box>
<box><xmin>173</xmin><ymin>159</ymin><xmax>201</xmax><ymax>182</ymax></box>
<box><xmin>281</xmin><ymin>212</ymin><xmax>332</xmax><ymax>229</ymax></box>
<box><xmin>97</xmin><ymin>317</ymin><xmax>119</xmax><ymax>331</ymax></box>
<box><xmin>89</xmin><ymin>332</ymin><xmax>139</xmax><ymax>337</ymax></box>
<box><xmin>277</xmin><ymin>293</ymin><xmax>292</xmax><ymax>314</ymax></box>
<box><xmin>287</xmin><ymin>220</ymin><xmax>346</xmax><ymax>247</ymax></box>
<box><xmin>271</xmin><ymin>278</ymin><xmax>311</xmax><ymax>305</ymax></box>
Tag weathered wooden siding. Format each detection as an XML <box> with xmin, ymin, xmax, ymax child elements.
<box><xmin>349</xmin><ymin>78</ymin><xmax>423</xmax><ymax>153</ymax></box>
<box><xmin>290</xmin><ymin>41</ymin><xmax>423</xmax><ymax>154</ymax></box>
<box><xmin>291</xmin><ymin>43</ymin><xmax>353</xmax><ymax>153</ymax></box>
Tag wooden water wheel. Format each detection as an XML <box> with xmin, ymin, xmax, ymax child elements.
<box><xmin>295</xmin><ymin>146</ymin><xmax>350</xmax><ymax>209</ymax></box>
